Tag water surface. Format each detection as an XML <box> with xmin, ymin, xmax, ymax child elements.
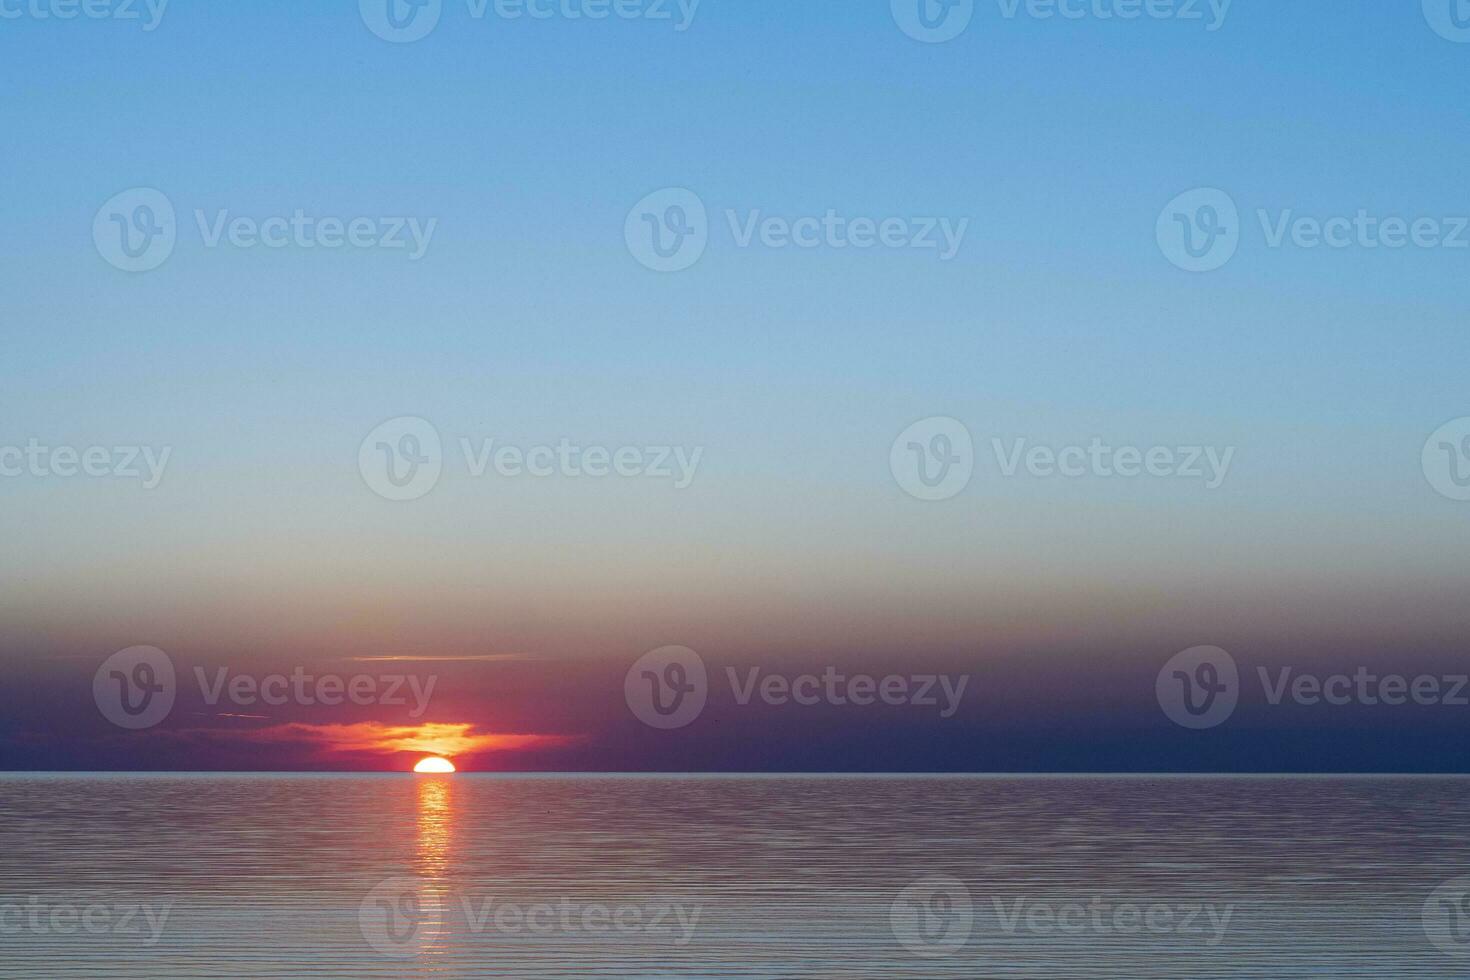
<box><xmin>1</xmin><ymin>774</ymin><xmax>1467</xmax><ymax>977</ymax></box>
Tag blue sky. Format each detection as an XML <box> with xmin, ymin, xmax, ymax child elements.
<box><xmin>2</xmin><ymin>1</ymin><xmax>1469</xmax><ymax>768</ymax></box>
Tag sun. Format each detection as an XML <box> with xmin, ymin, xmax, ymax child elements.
<box><xmin>413</xmin><ymin>756</ymin><xmax>455</xmax><ymax>773</ymax></box>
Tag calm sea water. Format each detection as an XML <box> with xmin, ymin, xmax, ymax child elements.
<box><xmin>1</xmin><ymin>774</ymin><xmax>1468</xmax><ymax>978</ymax></box>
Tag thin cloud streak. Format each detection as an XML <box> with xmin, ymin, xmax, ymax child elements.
<box><xmin>232</xmin><ymin>721</ymin><xmax>579</xmax><ymax>760</ymax></box>
<box><xmin>342</xmin><ymin>654</ymin><xmax>543</xmax><ymax>664</ymax></box>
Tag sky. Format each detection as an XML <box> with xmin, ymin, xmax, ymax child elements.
<box><xmin>2</xmin><ymin>0</ymin><xmax>1469</xmax><ymax>772</ymax></box>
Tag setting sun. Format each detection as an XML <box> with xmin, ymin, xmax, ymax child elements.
<box><xmin>413</xmin><ymin>756</ymin><xmax>455</xmax><ymax>774</ymax></box>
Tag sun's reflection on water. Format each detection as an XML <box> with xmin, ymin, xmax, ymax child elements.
<box><xmin>416</xmin><ymin>776</ymin><xmax>454</xmax><ymax>879</ymax></box>
<box><xmin>412</xmin><ymin>775</ymin><xmax>456</xmax><ymax>956</ymax></box>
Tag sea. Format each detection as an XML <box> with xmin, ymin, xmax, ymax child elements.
<box><xmin>1</xmin><ymin>773</ymin><xmax>1468</xmax><ymax>978</ymax></box>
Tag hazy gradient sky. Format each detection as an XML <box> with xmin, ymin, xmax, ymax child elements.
<box><xmin>2</xmin><ymin>0</ymin><xmax>1469</xmax><ymax>771</ymax></box>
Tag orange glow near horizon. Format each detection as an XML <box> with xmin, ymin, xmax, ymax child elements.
<box><xmin>221</xmin><ymin>720</ymin><xmax>578</xmax><ymax>768</ymax></box>
<box><xmin>413</xmin><ymin>756</ymin><xmax>456</xmax><ymax>773</ymax></box>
